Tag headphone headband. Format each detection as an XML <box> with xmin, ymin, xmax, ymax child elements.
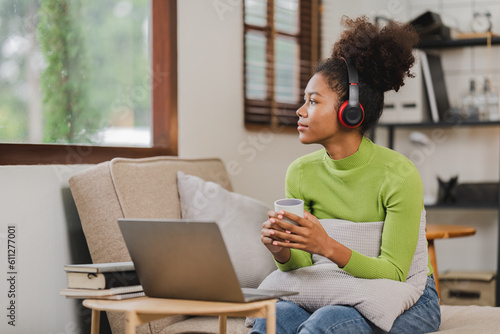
<box><xmin>341</xmin><ymin>57</ymin><xmax>359</xmax><ymax>84</ymax></box>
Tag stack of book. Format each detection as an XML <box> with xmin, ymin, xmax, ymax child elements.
<box><xmin>59</xmin><ymin>261</ymin><xmax>145</xmax><ymax>300</ymax></box>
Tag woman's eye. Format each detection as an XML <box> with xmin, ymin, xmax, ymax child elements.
<box><xmin>303</xmin><ymin>97</ymin><xmax>317</xmax><ymax>105</ymax></box>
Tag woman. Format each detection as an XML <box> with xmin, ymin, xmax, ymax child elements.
<box><xmin>252</xmin><ymin>17</ymin><xmax>441</xmax><ymax>334</ymax></box>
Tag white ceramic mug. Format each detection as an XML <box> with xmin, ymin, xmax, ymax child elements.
<box><xmin>274</xmin><ymin>198</ymin><xmax>304</xmax><ymax>225</ymax></box>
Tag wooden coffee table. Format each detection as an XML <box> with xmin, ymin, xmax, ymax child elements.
<box><xmin>83</xmin><ymin>296</ymin><xmax>277</xmax><ymax>334</ymax></box>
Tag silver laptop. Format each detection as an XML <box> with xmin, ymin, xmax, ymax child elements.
<box><xmin>118</xmin><ymin>218</ymin><xmax>298</xmax><ymax>303</ymax></box>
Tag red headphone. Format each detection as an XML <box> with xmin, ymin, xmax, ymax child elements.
<box><xmin>338</xmin><ymin>57</ymin><xmax>365</xmax><ymax>128</ymax></box>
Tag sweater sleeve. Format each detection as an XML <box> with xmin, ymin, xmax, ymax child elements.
<box><xmin>342</xmin><ymin>159</ymin><xmax>424</xmax><ymax>282</ymax></box>
<box><xmin>274</xmin><ymin>160</ymin><xmax>313</xmax><ymax>272</ymax></box>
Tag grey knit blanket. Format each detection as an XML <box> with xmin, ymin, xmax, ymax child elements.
<box><xmin>252</xmin><ymin>210</ymin><xmax>429</xmax><ymax>332</ymax></box>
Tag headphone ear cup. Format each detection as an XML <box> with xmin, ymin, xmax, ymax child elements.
<box><xmin>338</xmin><ymin>101</ymin><xmax>349</xmax><ymax>127</ymax></box>
<box><xmin>338</xmin><ymin>101</ymin><xmax>364</xmax><ymax>128</ymax></box>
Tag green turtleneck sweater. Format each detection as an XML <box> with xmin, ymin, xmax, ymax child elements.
<box><xmin>278</xmin><ymin>137</ymin><xmax>433</xmax><ymax>282</ymax></box>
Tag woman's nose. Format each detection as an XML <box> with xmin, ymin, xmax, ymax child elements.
<box><xmin>297</xmin><ymin>104</ymin><xmax>307</xmax><ymax>117</ymax></box>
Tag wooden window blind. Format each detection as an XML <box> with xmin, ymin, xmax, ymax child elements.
<box><xmin>243</xmin><ymin>0</ymin><xmax>321</xmax><ymax>127</ymax></box>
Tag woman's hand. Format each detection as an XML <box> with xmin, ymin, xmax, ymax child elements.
<box><xmin>269</xmin><ymin>210</ymin><xmax>352</xmax><ymax>267</ymax></box>
<box><xmin>260</xmin><ymin>210</ymin><xmax>292</xmax><ymax>263</ymax></box>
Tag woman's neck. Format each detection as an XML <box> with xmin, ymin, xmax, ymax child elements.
<box><xmin>324</xmin><ymin>134</ymin><xmax>363</xmax><ymax>160</ymax></box>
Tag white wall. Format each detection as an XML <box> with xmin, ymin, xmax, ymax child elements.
<box><xmin>1</xmin><ymin>0</ymin><xmax>500</xmax><ymax>332</ymax></box>
<box><xmin>0</xmin><ymin>165</ymin><xmax>95</xmax><ymax>333</ymax></box>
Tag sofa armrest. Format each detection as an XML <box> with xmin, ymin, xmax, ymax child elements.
<box><xmin>69</xmin><ymin>161</ymin><xmax>130</xmax><ymax>264</ymax></box>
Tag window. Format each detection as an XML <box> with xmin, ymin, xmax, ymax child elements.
<box><xmin>243</xmin><ymin>0</ymin><xmax>320</xmax><ymax>126</ymax></box>
<box><xmin>0</xmin><ymin>0</ymin><xmax>177</xmax><ymax>164</ymax></box>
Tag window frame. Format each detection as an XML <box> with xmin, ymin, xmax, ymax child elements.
<box><xmin>243</xmin><ymin>0</ymin><xmax>321</xmax><ymax>127</ymax></box>
<box><xmin>0</xmin><ymin>0</ymin><xmax>178</xmax><ymax>165</ymax></box>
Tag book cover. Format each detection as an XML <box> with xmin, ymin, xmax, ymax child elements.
<box><xmin>59</xmin><ymin>285</ymin><xmax>143</xmax><ymax>298</ymax></box>
<box><xmin>64</xmin><ymin>261</ymin><xmax>135</xmax><ymax>273</ymax></box>
<box><xmin>66</xmin><ymin>270</ymin><xmax>140</xmax><ymax>289</ymax></box>
<box><xmin>63</xmin><ymin>291</ymin><xmax>146</xmax><ymax>300</ymax></box>
<box><xmin>93</xmin><ymin>291</ymin><xmax>145</xmax><ymax>300</ymax></box>
<box><xmin>419</xmin><ymin>50</ymin><xmax>451</xmax><ymax>122</ymax></box>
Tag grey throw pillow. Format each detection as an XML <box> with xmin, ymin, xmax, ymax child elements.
<box><xmin>254</xmin><ymin>210</ymin><xmax>429</xmax><ymax>332</ymax></box>
<box><xmin>176</xmin><ymin>171</ymin><xmax>276</xmax><ymax>288</ymax></box>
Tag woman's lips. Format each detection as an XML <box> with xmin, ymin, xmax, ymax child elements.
<box><xmin>297</xmin><ymin>122</ymin><xmax>308</xmax><ymax>131</ymax></box>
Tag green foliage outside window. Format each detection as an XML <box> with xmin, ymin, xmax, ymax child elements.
<box><xmin>38</xmin><ymin>0</ymin><xmax>96</xmax><ymax>143</ymax></box>
<box><xmin>0</xmin><ymin>0</ymin><xmax>150</xmax><ymax>145</ymax></box>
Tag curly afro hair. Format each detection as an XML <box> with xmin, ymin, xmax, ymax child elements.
<box><xmin>315</xmin><ymin>16</ymin><xmax>419</xmax><ymax>134</ymax></box>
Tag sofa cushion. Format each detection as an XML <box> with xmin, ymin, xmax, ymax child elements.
<box><xmin>430</xmin><ymin>305</ymin><xmax>500</xmax><ymax>333</ymax></box>
<box><xmin>177</xmin><ymin>171</ymin><xmax>277</xmax><ymax>289</ymax></box>
<box><xmin>110</xmin><ymin>157</ymin><xmax>232</xmax><ymax>219</ymax></box>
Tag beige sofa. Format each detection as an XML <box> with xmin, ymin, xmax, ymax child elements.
<box><xmin>69</xmin><ymin>156</ymin><xmax>500</xmax><ymax>334</ymax></box>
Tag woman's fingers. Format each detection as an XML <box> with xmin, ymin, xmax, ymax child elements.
<box><xmin>269</xmin><ymin>228</ymin><xmax>299</xmax><ymax>242</ymax></box>
<box><xmin>264</xmin><ymin>216</ymin><xmax>289</xmax><ymax>233</ymax></box>
<box><xmin>267</xmin><ymin>210</ymin><xmax>278</xmax><ymax>219</ymax></box>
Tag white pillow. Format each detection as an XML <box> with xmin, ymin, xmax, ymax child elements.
<box><xmin>254</xmin><ymin>210</ymin><xmax>429</xmax><ymax>332</ymax></box>
<box><xmin>176</xmin><ymin>171</ymin><xmax>277</xmax><ymax>289</ymax></box>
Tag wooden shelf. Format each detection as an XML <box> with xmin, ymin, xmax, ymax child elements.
<box><xmin>426</xmin><ymin>203</ymin><xmax>499</xmax><ymax>210</ymax></box>
<box><xmin>378</xmin><ymin>120</ymin><xmax>500</xmax><ymax>128</ymax></box>
<box><xmin>418</xmin><ymin>36</ymin><xmax>500</xmax><ymax>49</ymax></box>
